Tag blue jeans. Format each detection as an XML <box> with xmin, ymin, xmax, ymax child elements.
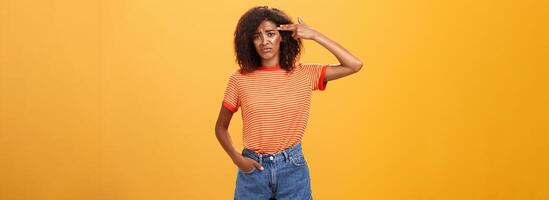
<box><xmin>234</xmin><ymin>142</ymin><xmax>312</xmax><ymax>200</ymax></box>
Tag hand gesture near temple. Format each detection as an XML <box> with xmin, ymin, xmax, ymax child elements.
<box><xmin>277</xmin><ymin>16</ymin><xmax>320</xmax><ymax>40</ymax></box>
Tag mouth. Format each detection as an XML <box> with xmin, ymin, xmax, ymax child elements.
<box><xmin>260</xmin><ymin>48</ymin><xmax>272</xmax><ymax>53</ymax></box>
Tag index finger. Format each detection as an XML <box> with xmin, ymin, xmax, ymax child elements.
<box><xmin>277</xmin><ymin>24</ymin><xmax>296</xmax><ymax>31</ymax></box>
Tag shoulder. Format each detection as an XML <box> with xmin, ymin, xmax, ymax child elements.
<box><xmin>224</xmin><ymin>68</ymin><xmax>243</xmax><ymax>87</ymax></box>
<box><xmin>295</xmin><ymin>62</ymin><xmax>325</xmax><ymax>73</ymax></box>
<box><xmin>228</xmin><ymin>68</ymin><xmax>243</xmax><ymax>79</ymax></box>
<box><xmin>297</xmin><ymin>62</ymin><xmax>324</xmax><ymax>68</ymax></box>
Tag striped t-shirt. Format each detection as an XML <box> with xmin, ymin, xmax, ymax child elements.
<box><xmin>222</xmin><ymin>62</ymin><xmax>328</xmax><ymax>154</ymax></box>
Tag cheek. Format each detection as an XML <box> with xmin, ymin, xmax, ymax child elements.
<box><xmin>272</xmin><ymin>36</ymin><xmax>282</xmax><ymax>48</ymax></box>
<box><xmin>253</xmin><ymin>40</ymin><xmax>261</xmax><ymax>49</ymax></box>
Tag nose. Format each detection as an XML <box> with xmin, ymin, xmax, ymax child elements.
<box><xmin>261</xmin><ymin>34</ymin><xmax>269</xmax><ymax>45</ymax></box>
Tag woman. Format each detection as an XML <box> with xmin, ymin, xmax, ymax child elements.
<box><xmin>215</xmin><ymin>6</ymin><xmax>363</xmax><ymax>200</ymax></box>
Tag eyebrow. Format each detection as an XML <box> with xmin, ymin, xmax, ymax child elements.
<box><xmin>254</xmin><ymin>29</ymin><xmax>277</xmax><ymax>34</ymax></box>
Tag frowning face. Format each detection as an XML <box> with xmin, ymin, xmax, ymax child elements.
<box><xmin>253</xmin><ymin>20</ymin><xmax>281</xmax><ymax>63</ymax></box>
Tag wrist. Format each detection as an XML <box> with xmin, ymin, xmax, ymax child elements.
<box><xmin>230</xmin><ymin>152</ymin><xmax>244</xmax><ymax>163</ymax></box>
<box><xmin>312</xmin><ymin>30</ymin><xmax>324</xmax><ymax>41</ymax></box>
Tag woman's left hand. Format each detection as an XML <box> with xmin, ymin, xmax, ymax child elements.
<box><xmin>277</xmin><ymin>17</ymin><xmax>319</xmax><ymax>41</ymax></box>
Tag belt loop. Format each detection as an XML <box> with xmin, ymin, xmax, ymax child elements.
<box><xmin>258</xmin><ymin>154</ymin><xmax>263</xmax><ymax>165</ymax></box>
<box><xmin>282</xmin><ymin>150</ymin><xmax>289</xmax><ymax>162</ymax></box>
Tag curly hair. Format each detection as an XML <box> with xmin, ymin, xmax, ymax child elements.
<box><xmin>234</xmin><ymin>6</ymin><xmax>302</xmax><ymax>74</ymax></box>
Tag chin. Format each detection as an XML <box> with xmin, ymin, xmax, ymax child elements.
<box><xmin>260</xmin><ymin>54</ymin><xmax>274</xmax><ymax>60</ymax></box>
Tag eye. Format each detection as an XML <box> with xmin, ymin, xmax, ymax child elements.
<box><xmin>267</xmin><ymin>32</ymin><xmax>275</xmax><ymax>37</ymax></box>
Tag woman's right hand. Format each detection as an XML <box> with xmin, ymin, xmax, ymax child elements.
<box><xmin>233</xmin><ymin>154</ymin><xmax>264</xmax><ymax>172</ymax></box>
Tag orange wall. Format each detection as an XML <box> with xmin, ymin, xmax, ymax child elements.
<box><xmin>1</xmin><ymin>0</ymin><xmax>548</xmax><ymax>199</ymax></box>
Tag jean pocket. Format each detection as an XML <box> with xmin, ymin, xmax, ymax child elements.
<box><xmin>290</xmin><ymin>154</ymin><xmax>307</xmax><ymax>166</ymax></box>
<box><xmin>238</xmin><ymin>167</ymin><xmax>256</xmax><ymax>174</ymax></box>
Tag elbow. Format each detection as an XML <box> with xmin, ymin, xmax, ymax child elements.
<box><xmin>352</xmin><ymin>61</ymin><xmax>363</xmax><ymax>73</ymax></box>
<box><xmin>214</xmin><ymin>125</ymin><xmax>223</xmax><ymax>135</ymax></box>
<box><xmin>214</xmin><ymin>127</ymin><xmax>223</xmax><ymax>140</ymax></box>
<box><xmin>214</xmin><ymin>123</ymin><xmax>221</xmax><ymax>135</ymax></box>
<box><xmin>215</xmin><ymin>124</ymin><xmax>228</xmax><ymax>137</ymax></box>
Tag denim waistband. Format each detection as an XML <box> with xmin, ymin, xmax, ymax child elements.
<box><xmin>242</xmin><ymin>142</ymin><xmax>303</xmax><ymax>165</ymax></box>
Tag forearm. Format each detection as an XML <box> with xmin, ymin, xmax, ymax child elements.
<box><xmin>312</xmin><ymin>31</ymin><xmax>363</xmax><ymax>71</ymax></box>
<box><xmin>215</xmin><ymin>128</ymin><xmax>243</xmax><ymax>163</ymax></box>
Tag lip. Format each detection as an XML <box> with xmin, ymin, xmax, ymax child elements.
<box><xmin>260</xmin><ymin>48</ymin><xmax>272</xmax><ymax>53</ymax></box>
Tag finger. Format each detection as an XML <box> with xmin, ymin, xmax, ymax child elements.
<box><xmin>252</xmin><ymin>160</ymin><xmax>264</xmax><ymax>170</ymax></box>
<box><xmin>277</xmin><ymin>24</ymin><xmax>296</xmax><ymax>31</ymax></box>
<box><xmin>278</xmin><ymin>24</ymin><xmax>295</xmax><ymax>28</ymax></box>
<box><xmin>297</xmin><ymin>16</ymin><xmax>304</xmax><ymax>24</ymax></box>
<box><xmin>292</xmin><ymin>32</ymin><xmax>299</xmax><ymax>40</ymax></box>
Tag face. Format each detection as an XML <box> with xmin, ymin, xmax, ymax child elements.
<box><xmin>253</xmin><ymin>20</ymin><xmax>281</xmax><ymax>64</ymax></box>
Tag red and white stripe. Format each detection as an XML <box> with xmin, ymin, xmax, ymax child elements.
<box><xmin>222</xmin><ymin>63</ymin><xmax>328</xmax><ymax>154</ymax></box>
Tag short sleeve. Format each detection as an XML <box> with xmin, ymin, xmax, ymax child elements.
<box><xmin>299</xmin><ymin>63</ymin><xmax>328</xmax><ymax>91</ymax></box>
<box><xmin>221</xmin><ymin>70</ymin><xmax>240</xmax><ymax>112</ymax></box>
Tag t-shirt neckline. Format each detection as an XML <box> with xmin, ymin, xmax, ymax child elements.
<box><xmin>257</xmin><ymin>65</ymin><xmax>282</xmax><ymax>71</ymax></box>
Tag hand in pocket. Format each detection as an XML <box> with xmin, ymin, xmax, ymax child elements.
<box><xmin>234</xmin><ymin>155</ymin><xmax>263</xmax><ymax>172</ymax></box>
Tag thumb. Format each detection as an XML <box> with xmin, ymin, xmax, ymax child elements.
<box><xmin>253</xmin><ymin>160</ymin><xmax>264</xmax><ymax>170</ymax></box>
<box><xmin>297</xmin><ymin>16</ymin><xmax>305</xmax><ymax>24</ymax></box>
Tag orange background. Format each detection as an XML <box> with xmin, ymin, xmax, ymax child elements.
<box><xmin>1</xmin><ymin>0</ymin><xmax>548</xmax><ymax>199</ymax></box>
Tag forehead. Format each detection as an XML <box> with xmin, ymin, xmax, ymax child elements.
<box><xmin>255</xmin><ymin>20</ymin><xmax>277</xmax><ymax>32</ymax></box>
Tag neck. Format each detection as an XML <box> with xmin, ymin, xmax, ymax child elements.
<box><xmin>261</xmin><ymin>54</ymin><xmax>280</xmax><ymax>67</ymax></box>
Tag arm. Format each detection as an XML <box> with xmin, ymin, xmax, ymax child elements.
<box><xmin>215</xmin><ymin>106</ymin><xmax>263</xmax><ymax>172</ymax></box>
<box><xmin>278</xmin><ymin>17</ymin><xmax>363</xmax><ymax>81</ymax></box>
<box><xmin>214</xmin><ymin>106</ymin><xmax>240</xmax><ymax>162</ymax></box>
<box><xmin>313</xmin><ymin>31</ymin><xmax>363</xmax><ymax>81</ymax></box>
